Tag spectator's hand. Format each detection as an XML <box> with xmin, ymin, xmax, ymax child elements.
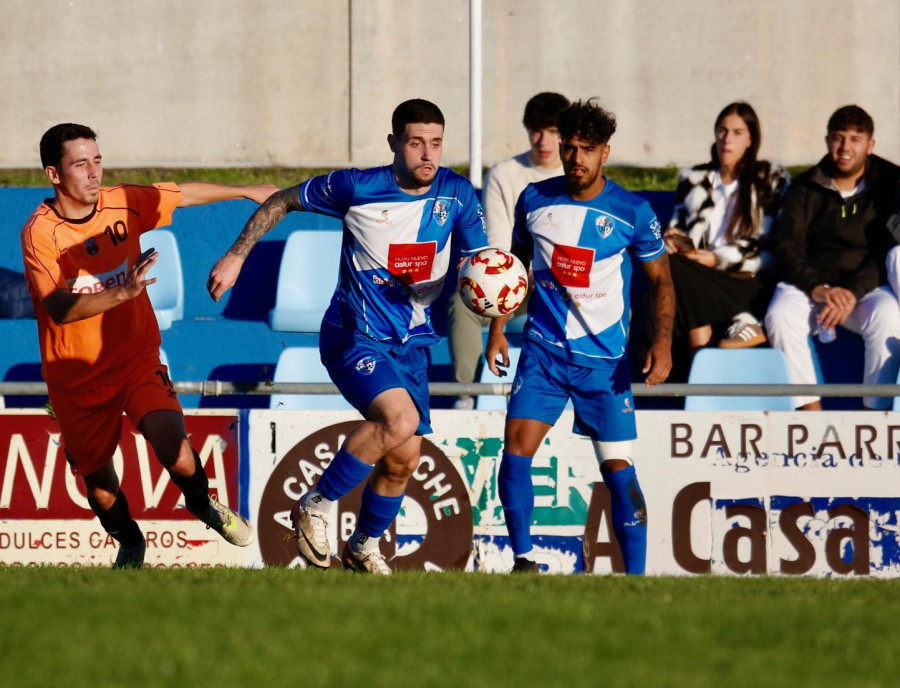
<box><xmin>207</xmin><ymin>251</ymin><xmax>245</xmax><ymax>302</ymax></box>
<box><xmin>813</xmin><ymin>285</ymin><xmax>856</xmax><ymax>328</ymax></box>
<box><xmin>245</xmin><ymin>185</ymin><xmax>281</xmax><ymax>205</ymax></box>
<box><xmin>642</xmin><ymin>339</ymin><xmax>672</xmax><ymax>387</ymax></box>
<box><xmin>685</xmin><ymin>249</ymin><xmax>718</xmax><ymax>268</ymax></box>
<box><xmin>485</xmin><ymin>328</ymin><xmax>510</xmax><ymax>377</ymax></box>
<box><xmin>663</xmin><ymin>230</ymin><xmax>693</xmax><ymax>255</ymax></box>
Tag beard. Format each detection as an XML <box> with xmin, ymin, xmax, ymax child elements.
<box><xmin>564</xmin><ymin>166</ymin><xmax>599</xmax><ymax>195</ymax></box>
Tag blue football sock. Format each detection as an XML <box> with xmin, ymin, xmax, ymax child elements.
<box><xmin>498</xmin><ymin>451</ymin><xmax>535</xmax><ymax>557</ymax></box>
<box><xmin>316</xmin><ymin>447</ymin><xmax>373</xmax><ymax>501</ymax></box>
<box><xmin>356</xmin><ymin>483</ymin><xmax>404</xmax><ymax>539</ymax></box>
<box><xmin>603</xmin><ymin>465</ymin><xmax>648</xmax><ymax>575</ymax></box>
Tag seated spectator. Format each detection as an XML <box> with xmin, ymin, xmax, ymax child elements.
<box><xmin>765</xmin><ymin>104</ymin><xmax>900</xmax><ymax>410</ymax></box>
<box><xmin>664</xmin><ymin>102</ymin><xmax>788</xmax><ymax>353</ymax></box>
<box><xmin>447</xmin><ymin>91</ymin><xmax>569</xmax><ymax>409</ymax></box>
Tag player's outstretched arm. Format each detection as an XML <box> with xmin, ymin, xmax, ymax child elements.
<box><xmin>177</xmin><ymin>182</ymin><xmax>280</xmax><ymax>207</ymax></box>
<box><xmin>43</xmin><ymin>248</ymin><xmax>159</xmax><ymax>324</ymax></box>
<box><xmin>207</xmin><ymin>186</ymin><xmax>304</xmax><ymax>302</ymax></box>
<box><xmin>641</xmin><ymin>254</ymin><xmax>674</xmax><ymax>387</ymax></box>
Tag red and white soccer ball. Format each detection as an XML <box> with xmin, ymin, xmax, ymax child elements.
<box><xmin>458</xmin><ymin>248</ymin><xmax>529</xmax><ymax>318</ymax></box>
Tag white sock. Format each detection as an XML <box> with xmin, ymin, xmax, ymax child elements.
<box><xmin>301</xmin><ymin>488</ymin><xmax>332</xmax><ymax>516</ymax></box>
<box><xmin>349</xmin><ymin>529</ymin><xmax>380</xmax><ymax>554</ymax></box>
<box><xmin>516</xmin><ymin>551</ymin><xmax>535</xmax><ymax>561</ymax></box>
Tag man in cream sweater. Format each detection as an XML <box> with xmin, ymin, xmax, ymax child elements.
<box><xmin>448</xmin><ymin>92</ymin><xmax>569</xmax><ymax>409</ymax></box>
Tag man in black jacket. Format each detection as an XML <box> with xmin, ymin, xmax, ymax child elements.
<box><xmin>765</xmin><ymin>105</ymin><xmax>900</xmax><ymax>410</ymax></box>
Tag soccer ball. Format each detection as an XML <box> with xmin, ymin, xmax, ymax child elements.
<box><xmin>458</xmin><ymin>248</ymin><xmax>529</xmax><ymax>318</ymax></box>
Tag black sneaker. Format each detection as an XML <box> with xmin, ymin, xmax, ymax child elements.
<box><xmin>512</xmin><ymin>556</ymin><xmax>539</xmax><ymax>574</ymax></box>
<box><xmin>113</xmin><ymin>535</ymin><xmax>146</xmax><ymax>569</ymax></box>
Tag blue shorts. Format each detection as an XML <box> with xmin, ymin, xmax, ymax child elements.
<box><xmin>507</xmin><ymin>342</ymin><xmax>636</xmax><ymax>441</ymax></box>
<box><xmin>319</xmin><ymin>321</ymin><xmax>432</xmax><ymax>434</ymax></box>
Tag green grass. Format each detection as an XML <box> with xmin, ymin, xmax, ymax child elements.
<box><xmin>0</xmin><ymin>164</ymin><xmax>814</xmax><ymax>192</ymax></box>
<box><xmin>0</xmin><ymin>566</ymin><xmax>895</xmax><ymax>688</ymax></box>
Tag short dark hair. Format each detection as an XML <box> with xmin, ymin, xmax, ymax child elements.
<box><xmin>40</xmin><ymin>123</ymin><xmax>97</xmax><ymax>168</ymax></box>
<box><xmin>391</xmin><ymin>99</ymin><xmax>445</xmax><ymax>137</ymax></box>
<box><xmin>827</xmin><ymin>105</ymin><xmax>874</xmax><ymax>136</ymax></box>
<box><xmin>557</xmin><ymin>99</ymin><xmax>617</xmax><ymax>146</ymax></box>
<box><xmin>522</xmin><ymin>92</ymin><xmax>570</xmax><ymax>131</ymax></box>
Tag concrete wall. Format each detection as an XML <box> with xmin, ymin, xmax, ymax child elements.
<box><xmin>2</xmin><ymin>0</ymin><xmax>898</xmax><ymax>170</ymax></box>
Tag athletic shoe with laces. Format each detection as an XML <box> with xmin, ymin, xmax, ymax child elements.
<box><xmin>719</xmin><ymin>320</ymin><xmax>766</xmax><ymax>349</ymax></box>
<box><xmin>198</xmin><ymin>496</ymin><xmax>255</xmax><ymax>547</ymax></box>
<box><xmin>341</xmin><ymin>542</ymin><xmax>392</xmax><ymax>576</ymax></box>
<box><xmin>511</xmin><ymin>556</ymin><xmax>539</xmax><ymax>574</ymax></box>
<box><xmin>113</xmin><ymin>536</ymin><xmax>146</xmax><ymax>569</ymax></box>
<box><xmin>291</xmin><ymin>501</ymin><xmax>331</xmax><ymax>568</ymax></box>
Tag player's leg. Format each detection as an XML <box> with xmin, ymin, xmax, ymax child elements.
<box><xmin>129</xmin><ymin>356</ymin><xmax>253</xmax><ymax>546</ymax></box>
<box><xmin>592</xmin><ymin>442</ymin><xmax>647</xmax><ymax>574</ymax></box>
<box><xmin>342</xmin><ymin>433</ymin><xmax>424</xmax><ymax>575</ymax></box>
<box><xmin>501</xmin><ymin>344</ymin><xmax>569</xmax><ymax>572</ymax></box>
<box><xmin>294</xmin><ymin>327</ymin><xmax>429</xmax><ymax>568</ymax></box>
<box><xmin>82</xmin><ymin>460</ymin><xmax>146</xmax><ymax>569</ymax></box>
<box><xmin>49</xmin><ymin>384</ymin><xmax>145</xmax><ymax>568</ymax></box>
<box><xmin>138</xmin><ymin>409</ymin><xmax>254</xmax><ymax>546</ymax></box>
<box><xmin>501</xmin><ymin>417</ymin><xmax>553</xmax><ymax>572</ymax></box>
<box><xmin>571</xmin><ymin>357</ymin><xmax>646</xmax><ymax>574</ymax></box>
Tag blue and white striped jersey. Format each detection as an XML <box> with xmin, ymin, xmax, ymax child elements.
<box><xmin>513</xmin><ymin>176</ymin><xmax>664</xmax><ymax>366</ymax></box>
<box><xmin>300</xmin><ymin>166</ymin><xmax>487</xmax><ymax>348</ymax></box>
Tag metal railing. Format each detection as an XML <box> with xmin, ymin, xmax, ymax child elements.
<box><xmin>2</xmin><ymin>381</ymin><xmax>900</xmax><ymax>399</ymax></box>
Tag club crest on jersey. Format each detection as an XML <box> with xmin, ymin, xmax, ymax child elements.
<box><xmin>432</xmin><ymin>200</ymin><xmax>449</xmax><ymax>226</ymax></box>
<box><xmin>596</xmin><ymin>216</ymin><xmax>615</xmax><ymax>239</ymax></box>
<box><xmin>355</xmin><ymin>356</ymin><xmax>377</xmax><ymax>375</ymax></box>
<box><xmin>85</xmin><ymin>237</ymin><xmax>99</xmax><ymax>256</ymax></box>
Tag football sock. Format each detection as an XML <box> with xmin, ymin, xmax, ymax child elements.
<box><xmin>170</xmin><ymin>450</ymin><xmax>211</xmax><ymax>516</ymax></box>
<box><xmin>498</xmin><ymin>451</ymin><xmax>535</xmax><ymax>557</ymax></box>
<box><xmin>300</xmin><ymin>488</ymin><xmax>332</xmax><ymax>516</ymax></box>
<box><xmin>356</xmin><ymin>483</ymin><xmax>404</xmax><ymax>539</ymax></box>
<box><xmin>603</xmin><ymin>464</ymin><xmax>648</xmax><ymax>575</ymax></box>
<box><xmin>316</xmin><ymin>447</ymin><xmax>373</xmax><ymax>501</ymax></box>
<box><xmin>93</xmin><ymin>490</ymin><xmax>144</xmax><ymax>548</ymax></box>
<box><xmin>349</xmin><ymin>529</ymin><xmax>380</xmax><ymax>554</ymax></box>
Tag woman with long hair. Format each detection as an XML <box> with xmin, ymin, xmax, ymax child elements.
<box><xmin>664</xmin><ymin>101</ymin><xmax>789</xmax><ymax>352</ymax></box>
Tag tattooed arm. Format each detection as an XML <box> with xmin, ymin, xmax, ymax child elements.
<box><xmin>641</xmin><ymin>254</ymin><xmax>675</xmax><ymax>386</ymax></box>
<box><xmin>206</xmin><ymin>186</ymin><xmax>305</xmax><ymax>301</ymax></box>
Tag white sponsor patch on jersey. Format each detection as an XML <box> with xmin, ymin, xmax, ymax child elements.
<box><xmin>67</xmin><ymin>259</ymin><xmax>129</xmax><ymax>294</ymax></box>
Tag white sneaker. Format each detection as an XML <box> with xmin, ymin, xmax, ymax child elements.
<box><xmin>341</xmin><ymin>543</ymin><xmax>392</xmax><ymax>575</ymax></box>
<box><xmin>199</xmin><ymin>496</ymin><xmax>255</xmax><ymax>547</ymax></box>
<box><xmin>291</xmin><ymin>501</ymin><xmax>331</xmax><ymax>568</ymax></box>
<box><xmin>452</xmin><ymin>396</ymin><xmax>475</xmax><ymax>410</ymax></box>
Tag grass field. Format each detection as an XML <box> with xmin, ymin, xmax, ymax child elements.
<box><xmin>0</xmin><ymin>566</ymin><xmax>895</xmax><ymax>688</ymax></box>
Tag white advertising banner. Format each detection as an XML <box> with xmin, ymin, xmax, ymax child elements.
<box><xmin>247</xmin><ymin>409</ymin><xmax>900</xmax><ymax>577</ymax></box>
<box><xmin>0</xmin><ymin>410</ymin><xmax>245</xmax><ymax>567</ymax></box>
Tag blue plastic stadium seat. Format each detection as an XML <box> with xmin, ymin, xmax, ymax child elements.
<box><xmin>476</xmin><ymin>347</ymin><xmax>522</xmax><ymax>411</ymax></box>
<box><xmin>270</xmin><ymin>346</ymin><xmax>353</xmax><ymax>411</ymax></box>
<box><xmin>269</xmin><ymin>231</ymin><xmax>341</xmax><ymax>332</ymax></box>
<box><xmin>159</xmin><ymin>347</ymin><xmax>169</xmax><ymax>371</ymax></box>
<box><xmin>685</xmin><ymin>348</ymin><xmax>794</xmax><ymax>411</ymax></box>
<box><xmin>139</xmin><ymin>229</ymin><xmax>184</xmax><ymax>331</ymax></box>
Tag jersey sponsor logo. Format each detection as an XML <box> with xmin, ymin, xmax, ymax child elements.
<box><xmin>387</xmin><ymin>242</ymin><xmax>437</xmax><ymax>285</ymax></box>
<box><xmin>650</xmin><ymin>218</ymin><xmax>662</xmax><ymax>241</ymax></box>
<box><xmin>67</xmin><ymin>259</ymin><xmax>129</xmax><ymax>294</ymax></box>
<box><xmin>377</xmin><ymin>210</ymin><xmax>393</xmax><ymax>225</ymax></box>
<box><xmin>85</xmin><ymin>237</ymin><xmax>99</xmax><ymax>256</ymax></box>
<box><xmin>432</xmin><ymin>200</ymin><xmax>449</xmax><ymax>226</ymax></box>
<box><xmin>596</xmin><ymin>215</ymin><xmax>615</xmax><ymax>238</ymax></box>
<box><xmin>622</xmin><ymin>398</ymin><xmax>633</xmax><ymax>414</ymax></box>
<box><xmin>512</xmin><ymin>377</ymin><xmax>523</xmax><ymax>396</ymax></box>
<box><xmin>550</xmin><ymin>244</ymin><xmax>594</xmax><ymax>288</ymax></box>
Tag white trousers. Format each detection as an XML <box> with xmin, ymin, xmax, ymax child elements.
<box><xmin>764</xmin><ymin>278</ymin><xmax>900</xmax><ymax>409</ymax></box>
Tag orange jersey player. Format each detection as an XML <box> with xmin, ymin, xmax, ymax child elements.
<box><xmin>20</xmin><ymin>122</ymin><xmax>278</xmax><ymax>568</ymax></box>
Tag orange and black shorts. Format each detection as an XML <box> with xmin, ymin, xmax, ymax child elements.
<box><xmin>48</xmin><ymin>352</ymin><xmax>182</xmax><ymax>476</ymax></box>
